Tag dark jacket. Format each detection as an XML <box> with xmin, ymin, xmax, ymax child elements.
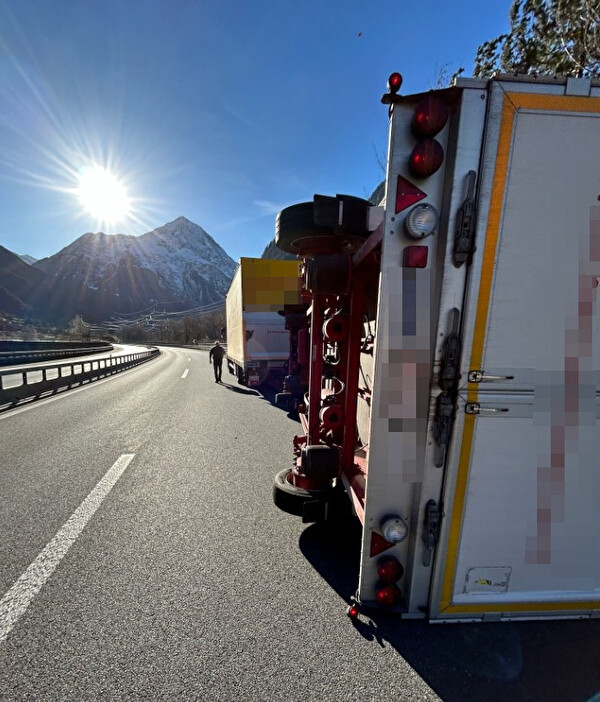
<box><xmin>209</xmin><ymin>344</ymin><xmax>226</xmax><ymax>363</ymax></box>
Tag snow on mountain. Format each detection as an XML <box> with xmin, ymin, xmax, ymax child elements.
<box><xmin>34</xmin><ymin>217</ymin><xmax>237</xmax><ymax>318</ymax></box>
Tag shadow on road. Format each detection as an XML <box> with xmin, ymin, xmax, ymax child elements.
<box><xmin>237</xmin><ymin>380</ymin><xmax>301</xmax><ymax>422</ymax></box>
<box><xmin>218</xmin><ymin>381</ymin><xmax>260</xmax><ymax>396</ymax></box>
<box><xmin>298</xmin><ymin>519</ymin><xmax>600</xmax><ymax>702</ymax></box>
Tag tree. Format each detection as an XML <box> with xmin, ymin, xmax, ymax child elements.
<box><xmin>474</xmin><ymin>0</ymin><xmax>600</xmax><ymax>78</ymax></box>
<box><xmin>68</xmin><ymin>314</ymin><xmax>90</xmax><ymax>340</ymax></box>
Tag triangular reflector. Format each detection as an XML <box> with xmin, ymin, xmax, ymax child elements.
<box><xmin>395</xmin><ymin>175</ymin><xmax>426</xmax><ymax>213</ymax></box>
<box><xmin>370</xmin><ymin>530</ymin><xmax>395</xmax><ymax>557</ymax></box>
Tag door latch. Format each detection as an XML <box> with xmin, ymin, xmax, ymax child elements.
<box><xmin>453</xmin><ymin>170</ymin><xmax>477</xmax><ymax>267</ymax></box>
<box><xmin>432</xmin><ymin>393</ymin><xmax>455</xmax><ymax>468</ymax></box>
<box><xmin>439</xmin><ymin>308</ymin><xmax>461</xmax><ymax>393</ymax></box>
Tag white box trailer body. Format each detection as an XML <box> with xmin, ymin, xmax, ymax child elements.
<box><xmin>274</xmin><ymin>74</ymin><xmax>600</xmax><ymax>623</ymax></box>
<box><xmin>365</xmin><ymin>75</ymin><xmax>600</xmax><ymax>622</ymax></box>
<box><xmin>225</xmin><ymin>258</ymin><xmax>301</xmax><ymax>386</ymax></box>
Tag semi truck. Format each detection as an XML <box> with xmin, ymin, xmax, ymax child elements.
<box><xmin>225</xmin><ymin>257</ymin><xmax>301</xmax><ymax>387</ymax></box>
<box><xmin>272</xmin><ymin>73</ymin><xmax>600</xmax><ymax>623</ymax></box>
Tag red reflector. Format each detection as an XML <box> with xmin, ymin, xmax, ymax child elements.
<box><xmin>377</xmin><ymin>556</ymin><xmax>405</xmax><ymax>583</ymax></box>
<box><xmin>388</xmin><ymin>72</ymin><xmax>403</xmax><ymax>93</ymax></box>
<box><xmin>412</xmin><ymin>96</ymin><xmax>449</xmax><ymax>137</ymax></box>
<box><xmin>403</xmin><ymin>246</ymin><xmax>428</xmax><ymax>268</ymax></box>
<box><xmin>370</xmin><ymin>530</ymin><xmax>395</xmax><ymax>557</ymax></box>
<box><xmin>409</xmin><ymin>139</ymin><xmax>444</xmax><ymax>178</ymax></box>
<box><xmin>375</xmin><ymin>583</ymin><xmax>402</xmax><ymax>607</ymax></box>
<box><xmin>395</xmin><ymin>175</ymin><xmax>426</xmax><ymax>214</ymax></box>
<box><xmin>347</xmin><ymin>604</ymin><xmax>359</xmax><ymax>619</ymax></box>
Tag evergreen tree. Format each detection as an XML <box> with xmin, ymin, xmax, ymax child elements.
<box><xmin>474</xmin><ymin>0</ymin><xmax>600</xmax><ymax>78</ymax></box>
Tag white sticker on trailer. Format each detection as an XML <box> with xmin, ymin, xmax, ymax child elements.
<box><xmin>463</xmin><ymin>567</ymin><xmax>512</xmax><ymax>594</ymax></box>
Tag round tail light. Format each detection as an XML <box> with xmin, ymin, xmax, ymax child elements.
<box><xmin>412</xmin><ymin>96</ymin><xmax>449</xmax><ymax>137</ymax></box>
<box><xmin>375</xmin><ymin>583</ymin><xmax>402</xmax><ymax>607</ymax></box>
<box><xmin>409</xmin><ymin>139</ymin><xmax>444</xmax><ymax>178</ymax></box>
<box><xmin>377</xmin><ymin>556</ymin><xmax>404</xmax><ymax>583</ymax></box>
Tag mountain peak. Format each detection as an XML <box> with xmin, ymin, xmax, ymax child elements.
<box><xmin>23</xmin><ymin>216</ymin><xmax>237</xmax><ymax>323</ymax></box>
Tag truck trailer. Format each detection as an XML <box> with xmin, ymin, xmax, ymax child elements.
<box><xmin>272</xmin><ymin>73</ymin><xmax>600</xmax><ymax>623</ymax></box>
<box><xmin>225</xmin><ymin>258</ymin><xmax>301</xmax><ymax>387</ymax></box>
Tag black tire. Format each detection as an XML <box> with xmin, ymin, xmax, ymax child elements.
<box><xmin>276</xmin><ymin>202</ymin><xmax>368</xmax><ymax>256</ymax></box>
<box><xmin>273</xmin><ymin>469</ymin><xmax>330</xmax><ymax>517</ymax></box>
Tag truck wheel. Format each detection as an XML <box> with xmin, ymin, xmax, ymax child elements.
<box><xmin>273</xmin><ymin>469</ymin><xmax>331</xmax><ymax>518</ymax></box>
<box><xmin>236</xmin><ymin>366</ymin><xmax>245</xmax><ymax>385</ymax></box>
<box><xmin>276</xmin><ymin>202</ymin><xmax>367</xmax><ymax>256</ymax></box>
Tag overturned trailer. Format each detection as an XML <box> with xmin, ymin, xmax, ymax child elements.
<box><xmin>272</xmin><ymin>73</ymin><xmax>600</xmax><ymax>622</ymax></box>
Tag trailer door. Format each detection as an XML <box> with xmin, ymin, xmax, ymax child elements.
<box><xmin>429</xmin><ymin>85</ymin><xmax>600</xmax><ymax>621</ymax></box>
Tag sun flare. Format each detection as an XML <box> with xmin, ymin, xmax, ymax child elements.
<box><xmin>76</xmin><ymin>165</ymin><xmax>131</xmax><ymax>223</ymax></box>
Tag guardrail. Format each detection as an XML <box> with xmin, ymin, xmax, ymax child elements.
<box><xmin>0</xmin><ymin>347</ymin><xmax>160</xmax><ymax>407</ymax></box>
<box><xmin>0</xmin><ymin>343</ymin><xmax>114</xmax><ymax>367</ymax></box>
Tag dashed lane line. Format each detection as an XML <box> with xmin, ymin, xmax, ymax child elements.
<box><xmin>0</xmin><ymin>453</ymin><xmax>136</xmax><ymax>644</ymax></box>
<box><xmin>181</xmin><ymin>368</ymin><xmax>189</xmax><ymax>379</ymax></box>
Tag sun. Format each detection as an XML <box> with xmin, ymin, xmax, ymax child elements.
<box><xmin>76</xmin><ymin>165</ymin><xmax>131</xmax><ymax>223</ymax></box>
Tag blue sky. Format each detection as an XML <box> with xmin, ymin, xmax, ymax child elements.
<box><xmin>0</xmin><ymin>0</ymin><xmax>509</xmax><ymax>263</ymax></box>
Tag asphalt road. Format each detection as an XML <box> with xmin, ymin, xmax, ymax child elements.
<box><xmin>1</xmin><ymin>346</ymin><xmax>599</xmax><ymax>701</ymax></box>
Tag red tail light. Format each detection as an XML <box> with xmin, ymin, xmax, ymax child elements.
<box><xmin>409</xmin><ymin>139</ymin><xmax>444</xmax><ymax>178</ymax></box>
<box><xmin>377</xmin><ymin>556</ymin><xmax>404</xmax><ymax>583</ymax></box>
<box><xmin>412</xmin><ymin>96</ymin><xmax>449</xmax><ymax>137</ymax></box>
<box><xmin>375</xmin><ymin>583</ymin><xmax>402</xmax><ymax>607</ymax></box>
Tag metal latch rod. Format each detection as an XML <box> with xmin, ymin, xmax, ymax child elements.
<box><xmin>465</xmin><ymin>403</ymin><xmax>509</xmax><ymax>415</ymax></box>
<box><xmin>468</xmin><ymin>370</ymin><xmax>514</xmax><ymax>383</ymax></box>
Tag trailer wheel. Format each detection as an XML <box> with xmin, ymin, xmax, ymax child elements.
<box><xmin>273</xmin><ymin>469</ymin><xmax>331</xmax><ymax>518</ymax></box>
<box><xmin>276</xmin><ymin>202</ymin><xmax>368</xmax><ymax>256</ymax></box>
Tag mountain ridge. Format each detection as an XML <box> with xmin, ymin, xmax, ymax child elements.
<box><xmin>1</xmin><ymin>216</ymin><xmax>237</xmax><ymax>324</ymax></box>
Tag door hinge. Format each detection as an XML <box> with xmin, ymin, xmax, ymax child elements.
<box><xmin>453</xmin><ymin>170</ymin><xmax>477</xmax><ymax>267</ymax></box>
<box><xmin>422</xmin><ymin>500</ymin><xmax>442</xmax><ymax>567</ymax></box>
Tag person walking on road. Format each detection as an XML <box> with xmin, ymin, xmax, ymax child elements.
<box><xmin>209</xmin><ymin>340</ymin><xmax>226</xmax><ymax>383</ymax></box>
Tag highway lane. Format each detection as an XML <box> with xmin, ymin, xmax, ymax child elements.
<box><xmin>1</xmin><ymin>346</ymin><xmax>600</xmax><ymax>701</ymax></box>
<box><xmin>0</xmin><ymin>346</ymin><xmax>438</xmax><ymax>701</ymax></box>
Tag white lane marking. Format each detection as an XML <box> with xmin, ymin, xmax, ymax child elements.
<box><xmin>0</xmin><ymin>453</ymin><xmax>135</xmax><ymax>644</ymax></box>
<box><xmin>181</xmin><ymin>368</ymin><xmax>189</xmax><ymax>379</ymax></box>
<box><xmin>187</xmin><ymin>357</ymin><xmax>191</xmax><ymax>362</ymax></box>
